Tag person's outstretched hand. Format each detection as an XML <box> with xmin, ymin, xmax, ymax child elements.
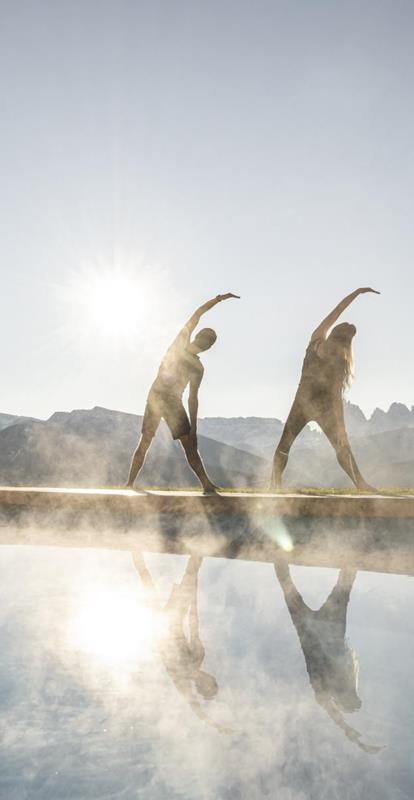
<box><xmin>358</xmin><ymin>287</ymin><xmax>380</xmax><ymax>294</ymax></box>
<box><xmin>218</xmin><ymin>292</ymin><xmax>240</xmax><ymax>300</ymax></box>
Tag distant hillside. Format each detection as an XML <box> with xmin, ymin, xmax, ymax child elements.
<box><xmin>0</xmin><ymin>407</ymin><xmax>267</xmax><ymax>489</ymax></box>
<box><xmin>198</xmin><ymin>402</ymin><xmax>414</xmax><ymax>458</ymax></box>
<box><xmin>0</xmin><ymin>401</ymin><xmax>413</xmax><ymax>489</ymax></box>
<box><xmin>197</xmin><ymin>416</ymin><xmax>317</xmax><ymax>459</ymax></box>
<box><xmin>344</xmin><ymin>401</ymin><xmax>414</xmax><ymax>436</ymax></box>
<box><xmin>0</xmin><ymin>413</ymin><xmax>36</xmax><ymax>432</ymax></box>
<box><xmin>280</xmin><ymin>426</ymin><xmax>414</xmax><ymax>489</ymax></box>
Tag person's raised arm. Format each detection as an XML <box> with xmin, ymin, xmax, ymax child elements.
<box><xmin>168</xmin><ymin>293</ymin><xmax>240</xmax><ymax>351</ymax></box>
<box><xmin>183</xmin><ymin>292</ymin><xmax>240</xmax><ymax>336</ymax></box>
<box><xmin>310</xmin><ymin>287</ymin><xmax>380</xmax><ymax>342</ymax></box>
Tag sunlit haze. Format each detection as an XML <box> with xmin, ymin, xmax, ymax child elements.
<box><xmin>1</xmin><ymin>1</ymin><xmax>412</xmax><ymax>420</ymax></box>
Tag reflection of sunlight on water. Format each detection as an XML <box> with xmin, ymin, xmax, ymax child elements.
<box><xmin>68</xmin><ymin>587</ymin><xmax>166</xmax><ymax>667</ymax></box>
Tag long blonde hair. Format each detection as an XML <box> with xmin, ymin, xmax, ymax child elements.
<box><xmin>326</xmin><ymin>323</ymin><xmax>356</xmax><ymax>393</ymax></box>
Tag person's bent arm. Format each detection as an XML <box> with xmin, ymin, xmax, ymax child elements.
<box><xmin>184</xmin><ymin>292</ymin><xmax>240</xmax><ymax>336</ymax></box>
<box><xmin>169</xmin><ymin>293</ymin><xmax>239</xmax><ymax>350</ymax></box>
<box><xmin>310</xmin><ymin>287</ymin><xmax>380</xmax><ymax>342</ymax></box>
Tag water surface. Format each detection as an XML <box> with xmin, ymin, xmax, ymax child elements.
<box><xmin>0</xmin><ymin>535</ymin><xmax>413</xmax><ymax>799</ymax></box>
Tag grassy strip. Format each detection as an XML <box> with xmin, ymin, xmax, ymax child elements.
<box><xmin>122</xmin><ymin>485</ymin><xmax>414</xmax><ymax>496</ymax></box>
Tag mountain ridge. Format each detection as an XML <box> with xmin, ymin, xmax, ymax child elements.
<box><xmin>0</xmin><ymin>401</ymin><xmax>413</xmax><ymax>488</ymax></box>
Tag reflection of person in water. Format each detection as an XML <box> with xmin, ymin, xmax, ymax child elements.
<box><xmin>133</xmin><ymin>552</ymin><xmax>232</xmax><ymax>732</ymax></box>
<box><xmin>127</xmin><ymin>293</ymin><xmax>239</xmax><ymax>492</ymax></box>
<box><xmin>275</xmin><ymin>560</ymin><xmax>381</xmax><ymax>753</ymax></box>
<box><xmin>271</xmin><ymin>287</ymin><xmax>379</xmax><ymax>491</ymax></box>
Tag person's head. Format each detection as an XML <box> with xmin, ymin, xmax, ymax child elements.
<box><xmin>194</xmin><ymin>670</ymin><xmax>218</xmax><ymax>699</ymax></box>
<box><xmin>191</xmin><ymin>327</ymin><xmax>217</xmax><ymax>353</ymax></box>
<box><xmin>329</xmin><ymin>322</ymin><xmax>357</xmax><ymax>344</ymax></box>
<box><xmin>326</xmin><ymin>322</ymin><xmax>356</xmax><ymax>391</ymax></box>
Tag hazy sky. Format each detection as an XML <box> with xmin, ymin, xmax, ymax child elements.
<box><xmin>1</xmin><ymin>0</ymin><xmax>413</xmax><ymax>420</ymax></box>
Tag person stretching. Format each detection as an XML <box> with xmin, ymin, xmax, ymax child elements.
<box><xmin>271</xmin><ymin>287</ymin><xmax>379</xmax><ymax>491</ymax></box>
<box><xmin>127</xmin><ymin>292</ymin><xmax>239</xmax><ymax>492</ymax></box>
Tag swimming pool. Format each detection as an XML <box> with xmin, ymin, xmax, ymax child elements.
<box><xmin>0</xmin><ymin>516</ymin><xmax>413</xmax><ymax>799</ymax></box>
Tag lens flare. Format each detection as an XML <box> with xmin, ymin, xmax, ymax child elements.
<box><xmin>262</xmin><ymin>519</ymin><xmax>294</xmax><ymax>552</ymax></box>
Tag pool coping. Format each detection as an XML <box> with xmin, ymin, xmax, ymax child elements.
<box><xmin>0</xmin><ymin>485</ymin><xmax>414</xmax><ymax>518</ymax></box>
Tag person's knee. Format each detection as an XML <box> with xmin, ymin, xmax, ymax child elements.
<box><xmin>180</xmin><ymin>432</ymin><xmax>195</xmax><ymax>446</ymax></box>
<box><xmin>183</xmin><ymin>440</ymin><xmax>198</xmax><ymax>458</ymax></box>
<box><xmin>180</xmin><ymin>435</ymin><xmax>199</xmax><ymax>462</ymax></box>
<box><xmin>275</xmin><ymin>445</ymin><xmax>290</xmax><ymax>458</ymax></box>
<box><xmin>275</xmin><ymin>435</ymin><xmax>293</xmax><ymax>457</ymax></box>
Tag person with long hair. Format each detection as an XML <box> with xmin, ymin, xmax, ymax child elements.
<box><xmin>274</xmin><ymin>559</ymin><xmax>381</xmax><ymax>753</ymax></box>
<box><xmin>271</xmin><ymin>287</ymin><xmax>380</xmax><ymax>491</ymax></box>
<box><xmin>127</xmin><ymin>292</ymin><xmax>239</xmax><ymax>492</ymax></box>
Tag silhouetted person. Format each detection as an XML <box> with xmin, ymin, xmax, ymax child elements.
<box><xmin>275</xmin><ymin>560</ymin><xmax>381</xmax><ymax>753</ymax></box>
<box><xmin>271</xmin><ymin>287</ymin><xmax>379</xmax><ymax>491</ymax></box>
<box><xmin>127</xmin><ymin>293</ymin><xmax>239</xmax><ymax>492</ymax></box>
<box><xmin>133</xmin><ymin>552</ymin><xmax>232</xmax><ymax>732</ymax></box>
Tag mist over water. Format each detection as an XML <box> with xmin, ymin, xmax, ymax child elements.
<box><xmin>1</xmin><ymin>529</ymin><xmax>413</xmax><ymax>800</ymax></box>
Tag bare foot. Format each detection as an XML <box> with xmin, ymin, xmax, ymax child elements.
<box><xmin>357</xmin><ymin>484</ymin><xmax>378</xmax><ymax>494</ymax></box>
<box><xmin>202</xmin><ymin>483</ymin><xmax>220</xmax><ymax>495</ymax></box>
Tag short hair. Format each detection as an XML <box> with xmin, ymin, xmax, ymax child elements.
<box><xmin>193</xmin><ymin>327</ymin><xmax>217</xmax><ymax>351</ymax></box>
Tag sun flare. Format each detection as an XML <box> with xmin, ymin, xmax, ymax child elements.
<box><xmin>88</xmin><ymin>272</ymin><xmax>148</xmax><ymax>337</ymax></box>
<box><xmin>68</xmin><ymin>587</ymin><xmax>165</xmax><ymax>667</ymax></box>
<box><xmin>57</xmin><ymin>258</ymin><xmax>168</xmax><ymax>345</ymax></box>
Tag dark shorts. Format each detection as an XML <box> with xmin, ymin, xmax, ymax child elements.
<box><xmin>141</xmin><ymin>389</ymin><xmax>191</xmax><ymax>440</ymax></box>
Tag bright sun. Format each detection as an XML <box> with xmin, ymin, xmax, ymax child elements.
<box><xmin>57</xmin><ymin>260</ymin><xmax>165</xmax><ymax>344</ymax></box>
<box><xmin>88</xmin><ymin>272</ymin><xmax>147</xmax><ymax>338</ymax></box>
<box><xmin>68</xmin><ymin>587</ymin><xmax>166</xmax><ymax>667</ymax></box>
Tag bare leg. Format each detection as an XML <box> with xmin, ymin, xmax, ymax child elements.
<box><xmin>271</xmin><ymin>403</ymin><xmax>308</xmax><ymax>490</ymax></box>
<box><xmin>320</xmin><ymin>414</ymin><xmax>376</xmax><ymax>492</ymax></box>
<box><xmin>274</xmin><ymin>560</ymin><xmax>308</xmax><ymax>615</ymax></box>
<box><xmin>180</xmin><ymin>434</ymin><xmax>218</xmax><ymax>492</ymax></box>
<box><xmin>126</xmin><ymin>432</ymin><xmax>154</xmax><ymax>488</ymax></box>
<box><xmin>319</xmin><ymin>569</ymin><xmax>357</xmax><ymax>630</ymax></box>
